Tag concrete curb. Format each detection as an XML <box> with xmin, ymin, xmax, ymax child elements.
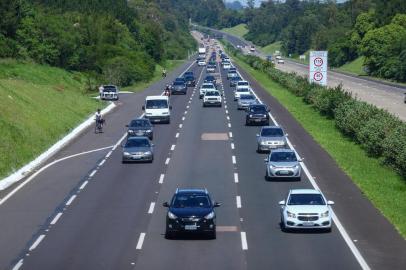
<box><xmin>0</xmin><ymin>102</ymin><xmax>116</xmax><ymax>191</ymax></box>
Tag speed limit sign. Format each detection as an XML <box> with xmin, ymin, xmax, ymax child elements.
<box><xmin>313</xmin><ymin>72</ymin><xmax>323</xmax><ymax>81</ymax></box>
<box><xmin>314</xmin><ymin>57</ymin><xmax>323</xmax><ymax>67</ymax></box>
<box><xmin>309</xmin><ymin>51</ymin><xmax>328</xmax><ymax>86</ymax></box>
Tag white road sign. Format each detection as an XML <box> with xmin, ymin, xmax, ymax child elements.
<box><xmin>309</xmin><ymin>51</ymin><xmax>328</xmax><ymax>86</ymax></box>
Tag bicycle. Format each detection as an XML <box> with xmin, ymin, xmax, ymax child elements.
<box><xmin>95</xmin><ymin>119</ymin><xmax>105</xmax><ymax>133</ymax></box>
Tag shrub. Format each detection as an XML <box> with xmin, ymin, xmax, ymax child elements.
<box><xmin>382</xmin><ymin>124</ymin><xmax>406</xmax><ymax>176</ymax></box>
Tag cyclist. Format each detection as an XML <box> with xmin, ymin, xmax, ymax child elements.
<box><xmin>162</xmin><ymin>68</ymin><xmax>167</xmax><ymax>78</ymax></box>
<box><xmin>94</xmin><ymin>109</ymin><xmax>104</xmax><ymax>133</ymax></box>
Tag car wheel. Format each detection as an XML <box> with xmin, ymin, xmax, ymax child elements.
<box><xmin>203</xmin><ymin>103</ymin><xmax>206</xmax><ymax>107</ymax></box>
<box><xmin>167</xmin><ymin>119</ymin><xmax>170</xmax><ymax>124</ymax></box>
<box><xmin>265</xmin><ymin>170</ymin><xmax>269</xmax><ymax>181</ymax></box>
<box><xmin>257</xmin><ymin>145</ymin><xmax>262</xmax><ymax>153</ymax></box>
<box><xmin>296</xmin><ymin>176</ymin><xmax>301</xmax><ymax>181</ymax></box>
<box><xmin>245</xmin><ymin>119</ymin><xmax>250</xmax><ymax>126</ymax></box>
<box><xmin>208</xmin><ymin>230</ymin><xmax>216</xmax><ymax>240</ymax></box>
<box><xmin>165</xmin><ymin>230</ymin><xmax>174</xmax><ymax>239</ymax></box>
<box><xmin>149</xmin><ymin>135</ymin><xmax>153</xmax><ymax>140</ymax></box>
<box><xmin>325</xmin><ymin>227</ymin><xmax>332</xmax><ymax>233</ymax></box>
<box><xmin>280</xmin><ymin>219</ymin><xmax>288</xmax><ymax>232</ymax></box>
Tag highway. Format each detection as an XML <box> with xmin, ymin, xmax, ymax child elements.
<box><xmin>0</xmin><ymin>42</ymin><xmax>405</xmax><ymax>270</ymax></box>
<box><xmin>204</xmin><ymin>26</ymin><xmax>406</xmax><ymax>122</ymax></box>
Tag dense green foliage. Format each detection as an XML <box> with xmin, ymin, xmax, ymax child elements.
<box><xmin>226</xmin><ymin>43</ymin><xmax>406</xmax><ymax>177</ymax></box>
<box><xmin>0</xmin><ymin>0</ymin><xmax>196</xmax><ymax>87</ymax></box>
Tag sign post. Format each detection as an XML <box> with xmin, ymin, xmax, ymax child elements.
<box><xmin>309</xmin><ymin>51</ymin><xmax>328</xmax><ymax>86</ymax></box>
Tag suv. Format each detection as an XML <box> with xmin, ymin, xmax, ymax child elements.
<box><xmin>246</xmin><ymin>104</ymin><xmax>270</xmax><ymax>125</ymax></box>
<box><xmin>163</xmin><ymin>188</ymin><xmax>220</xmax><ymax>239</ymax></box>
<box><xmin>203</xmin><ymin>90</ymin><xmax>222</xmax><ymax>107</ymax></box>
<box><xmin>206</xmin><ymin>64</ymin><xmax>216</xmax><ymax>73</ymax></box>
<box><xmin>100</xmin><ymin>85</ymin><xmax>119</xmax><ymax>100</ymax></box>
<box><xmin>126</xmin><ymin>118</ymin><xmax>153</xmax><ymax>140</ymax></box>
<box><xmin>199</xmin><ymin>83</ymin><xmax>216</xmax><ymax>98</ymax></box>
<box><xmin>264</xmin><ymin>149</ymin><xmax>301</xmax><ymax>181</ymax></box>
<box><xmin>256</xmin><ymin>126</ymin><xmax>288</xmax><ymax>152</ymax></box>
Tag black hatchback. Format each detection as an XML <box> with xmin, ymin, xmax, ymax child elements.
<box><xmin>126</xmin><ymin>118</ymin><xmax>153</xmax><ymax>140</ymax></box>
<box><xmin>246</xmin><ymin>104</ymin><xmax>270</xmax><ymax>126</ymax></box>
<box><xmin>163</xmin><ymin>188</ymin><xmax>220</xmax><ymax>239</ymax></box>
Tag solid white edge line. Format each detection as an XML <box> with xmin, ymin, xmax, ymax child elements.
<box><xmin>148</xmin><ymin>202</ymin><xmax>156</xmax><ymax>214</ymax></box>
<box><xmin>29</xmin><ymin>234</ymin><xmax>46</xmax><ymax>251</ymax></box>
<box><xmin>79</xmin><ymin>180</ymin><xmax>88</xmax><ymax>190</ymax></box>
<box><xmin>236</xmin><ymin>196</ymin><xmax>242</xmax><ymax>208</ymax></box>
<box><xmin>159</xmin><ymin>174</ymin><xmax>165</xmax><ymax>184</ymax></box>
<box><xmin>136</xmin><ymin>233</ymin><xmax>146</xmax><ymax>250</ymax></box>
<box><xmin>234</xmin><ymin>173</ymin><xmax>239</xmax><ymax>183</ymax></box>
<box><xmin>66</xmin><ymin>195</ymin><xmax>77</xmax><ymax>206</ymax></box>
<box><xmin>105</xmin><ymin>151</ymin><xmax>112</xmax><ymax>158</ymax></box>
<box><xmin>232</xmin><ymin>156</ymin><xmax>236</xmax><ymax>164</ymax></box>
<box><xmin>165</xmin><ymin>158</ymin><xmax>170</xmax><ymax>165</ymax></box>
<box><xmin>230</xmin><ymin>54</ymin><xmax>371</xmax><ymax>270</ymax></box>
<box><xmin>50</xmin><ymin>212</ymin><xmax>63</xmax><ymax>225</ymax></box>
<box><xmin>12</xmin><ymin>259</ymin><xmax>23</xmax><ymax>270</ymax></box>
<box><xmin>241</xmin><ymin>232</ymin><xmax>248</xmax><ymax>250</ymax></box>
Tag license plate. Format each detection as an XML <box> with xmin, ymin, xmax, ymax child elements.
<box><xmin>279</xmin><ymin>170</ymin><xmax>290</xmax><ymax>175</ymax></box>
<box><xmin>303</xmin><ymin>222</ymin><xmax>314</xmax><ymax>226</ymax></box>
<box><xmin>132</xmin><ymin>156</ymin><xmax>142</xmax><ymax>160</ymax></box>
<box><xmin>154</xmin><ymin>119</ymin><xmax>160</xmax><ymax>122</ymax></box>
<box><xmin>185</xmin><ymin>225</ymin><xmax>197</xmax><ymax>230</ymax></box>
<box><xmin>255</xmin><ymin>119</ymin><xmax>261</xmax><ymax>122</ymax></box>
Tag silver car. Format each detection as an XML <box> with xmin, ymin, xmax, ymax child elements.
<box><xmin>237</xmin><ymin>94</ymin><xmax>258</xmax><ymax>110</ymax></box>
<box><xmin>256</xmin><ymin>126</ymin><xmax>287</xmax><ymax>152</ymax></box>
<box><xmin>122</xmin><ymin>136</ymin><xmax>154</xmax><ymax>163</ymax></box>
<box><xmin>264</xmin><ymin>149</ymin><xmax>301</xmax><ymax>180</ymax></box>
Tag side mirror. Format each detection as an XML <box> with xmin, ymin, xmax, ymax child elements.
<box><xmin>278</xmin><ymin>200</ymin><xmax>285</xmax><ymax>206</ymax></box>
<box><xmin>169</xmin><ymin>105</ymin><xmax>172</xmax><ymax>110</ymax></box>
<box><xmin>327</xmin><ymin>201</ymin><xmax>335</xmax><ymax>205</ymax></box>
<box><xmin>142</xmin><ymin>105</ymin><xmax>145</xmax><ymax>111</ymax></box>
<box><xmin>125</xmin><ymin>124</ymin><xmax>129</xmax><ymax>127</ymax></box>
<box><xmin>267</xmin><ymin>109</ymin><xmax>270</xmax><ymax>112</ymax></box>
<box><xmin>214</xmin><ymin>202</ymin><xmax>221</xmax><ymax>207</ymax></box>
<box><xmin>298</xmin><ymin>158</ymin><xmax>303</xmax><ymax>162</ymax></box>
<box><xmin>256</xmin><ymin>134</ymin><xmax>260</xmax><ymax>137</ymax></box>
<box><xmin>285</xmin><ymin>133</ymin><xmax>289</xmax><ymax>137</ymax></box>
<box><xmin>163</xmin><ymin>202</ymin><xmax>169</xmax><ymax>207</ymax></box>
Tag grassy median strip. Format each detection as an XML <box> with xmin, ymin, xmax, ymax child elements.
<box><xmin>232</xmin><ymin>56</ymin><xmax>406</xmax><ymax>238</ymax></box>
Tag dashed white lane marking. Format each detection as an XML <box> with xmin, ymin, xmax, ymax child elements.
<box><xmin>187</xmin><ymin>105</ymin><xmax>190</xmax><ymax>109</ymax></box>
<box><xmin>232</xmin><ymin>156</ymin><xmax>236</xmax><ymax>164</ymax></box>
<box><xmin>89</xmin><ymin>169</ymin><xmax>97</xmax><ymax>178</ymax></box>
<box><xmin>175</xmin><ymin>133</ymin><xmax>179</xmax><ymax>138</ymax></box>
<box><xmin>179</xmin><ymin>124</ymin><xmax>183</xmax><ymax>128</ymax></box>
<box><xmin>227</xmin><ymin>116</ymin><xmax>230</xmax><ymax>120</ymax></box>
<box><xmin>231</xmin><ymin>143</ymin><xmax>235</xmax><ymax>149</ymax></box>
<box><xmin>165</xmin><ymin>158</ymin><xmax>170</xmax><ymax>165</ymax></box>
<box><xmin>50</xmin><ymin>212</ymin><xmax>63</xmax><ymax>225</ymax></box>
<box><xmin>105</xmin><ymin>151</ymin><xmax>112</xmax><ymax>158</ymax></box>
<box><xmin>171</xmin><ymin>145</ymin><xmax>176</xmax><ymax>151</ymax></box>
<box><xmin>241</xmin><ymin>232</ymin><xmax>248</xmax><ymax>250</ymax></box>
<box><xmin>182</xmin><ymin>116</ymin><xmax>185</xmax><ymax>121</ymax></box>
<box><xmin>66</xmin><ymin>195</ymin><xmax>77</xmax><ymax>206</ymax></box>
<box><xmin>228</xmin><ymin>123</ymin><xmax>232</xmax><ymax>128</ymax></box>
<box><xmin>79</xmin><ymin>180</ymin><xmax>88</xmax><ymax>190</ymax></box>
<box><xmin>136</xmin><ymin>233</ymin><xmax>146</xmax><ymax>250</ymax></box>
<box><xmin>12</xmin><ymin>259</ymin><xmax>23</xmax><ymax>270</ymax></box>
<box><xmin>98</xmin><ymin>159</ymin><xmax>106</xmax><ymax>166</ymax></box>
<box><xmin>236</xmin><ymin>196</ymin><xmax>242</xmax><ymax>208</ymax></box>
<box><xmin>148</xmin><ymin>202</ymin><xmax>155</xmax><ymax>214</ymax></box>
<box><xmin>225</xmin><ymin>105</ymin><xmax>227</xmax><ymax>109</ymax></box>
<box><xmin>159</xmin><ymin>174</ymin><xmax>165</xmax><ymax>184</ymax></box>
<box><xmin>29</xmin><ymin>234</ymin><xmax>46</xmax><ymax>251</ymax></box>
<box><xmin>234</xmin><ymin>173</ymin><xmax>239</xmax><ymax>183</ymax></box>
<box><xmin>184</xmin><ymin>111</ymin><xmax>188</xmax><ymax>115</ymax></box>
<box><xmin>226</xmin><ymin>110</ymin><xmax>229</xmax><ymax>114</ymax></box>
<box><xmin>229</xmin><ymin>132</ymin><xmax>233</xmax><ymax>138</ymax></box>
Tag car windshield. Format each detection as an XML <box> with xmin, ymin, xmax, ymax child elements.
<box><xmin>146</xmin><ymin>100</ymin><xmax>168</xmax><ymax>109</ymax></box>
<box><xmin>185</xmin><ymin>76</ymin><xmax>194</xmax><ymax>81</ymax></box>
<box><xmin>130</xmin><ymin>120</ymin><xmax>151</xmax><ymax>127</ymax></box>
<box><xmin>103</xmin><ymin>86</ymin><xmax>116</xmax><ymax>92</ymax></box>
<box><xmin>238</xmin><ymin>82</ymin><xmax>249</xmax><ymax>86</ymax></box>
<box><xmin>205</xmin><ymin>76</ymin><xmax>215</xmax><ymax>81</ymax></box>
<box><xmin>172</xmin><ymin>194</ymin><xmax>210</xmax><ymax>208</ymax></box>
<box><xmin>232</xmin><ymin>77</ymin><xmax>241</xmax><ymax>81</ymax></box>
<box><xmin>202</xmin><ymin>84</ymin><xmax>214</xmax><ymax>89</ymax></box>
<box><xmin>240</xmin><ymin>95</ymin><xmax>255</xmax><ymax>100</ymax></box>
<box><xmin>184</xmin><ymin>72</ymin><xmax>193</xmax><ymax>76</ymax></box>
<box><xmin>173</xmin><ymin>81</ymin><xmax>184</xmax><ymax>86</ymax></box>
<box><xmin>249</xmin><ymin>106</ymin><xmax>266</xmax><ymax>113</ymax></box>
<box><xmin>288</xmin><ymin>194</ymin><xmax>325</xmax><ymax>206</ymax></box>
<box><xmin>261</xmin><ymin>128</ymin><xmax>284</xmax><ymax>137</ymax></box>
<box><xmin>237</xmin><ymin>88</ymin><xmax>250</xmax><ymax>92</ymax></box>
<box><xmin>270</xmin><ymin>152</ymin><xmax>297</xmax><ymax>162</ymax></box>
<box><xmin>205</xmin><ymin>91</ymin><xmax>220</xmax><ymax>96</ymax></box>
<box><xmin>125</xmin><ymin>139</ymin><xmax>150</xmax><ymax>148</ymax></box>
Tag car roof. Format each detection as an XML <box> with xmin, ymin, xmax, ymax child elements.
<box><xmin>127</xmin><ymin>136</ymin><xmax>150</xmax><ymax>141</ymax></box>
<box><xmin>237</xmin><ymin>81</ymin><xmax>249</xmax><ymax>84</ymax></box>
<box><xmin>290</xmin><ymin>189</ymin><xmax>321</xmax><ymax>195</ymax></box>
<box><xmin>176</xmin><ymin>188</ymin><xmax>208</xmax><ymax>194</ymax></box>
<box><xmin>146</xmin><ymin>96</ymin><xmax>169</xmax><ymax>100</ymax></box>
<box><xmin>262</xmin><ymin>125</ymin><xmax>282</xmax><ymax>130</ymax></box>
<box><xmin>271</xmin><ymin>148</ymin><xmax>294</xmax><ymax>153</ymax></box>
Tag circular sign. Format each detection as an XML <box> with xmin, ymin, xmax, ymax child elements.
<box><xmin>313</xmin><ymin>72</ymin><xmax>323</xmax><ymax>81</ymax></box>
<box><xmin>314</xmin><ymin>57</ymin><xmax>323</xmax><ymax>67</ymax></box>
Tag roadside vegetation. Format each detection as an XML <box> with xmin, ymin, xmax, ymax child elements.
<box><xmin>225</xmin><ymin>44</ymin><xmax>406</xmax><ymax>237</ymax></box>
<box><xmin>336</xmin><ymin>57</ymin><xmax>367</xmax><ymax>76</ymax></box>
<box><xmin>261</xmin><ymin>42</ymin><xmax>282</xmax><ymax>56</ymax></box>
<box><xmin>221</xmin><ymin>24</ymin><xmax>248</xmax><ymax>38</ymax></box>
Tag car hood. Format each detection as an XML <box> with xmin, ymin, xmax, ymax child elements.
<box><xmin>173</xmin><ymin>85</ymin><xmax>186</xmax><ymax>90</ymax></box>
<box><xmin>123</xmin><ymin>146</ymin><xmax>151</xmax><ymax>153</ymax></box>
<box><xmin>285</xmin><ymin>205</ymin><xmax>329</xmax><ymax>214</ymax></box>
<box><xmin>269</xmin><ymin>161</ymin><xmax>298</xmax><ymax>167</ymax></box>
<box><xmin>169</xmin><ymin>207</ymin><xmax>213</xmax><ymax>218</ymax></box>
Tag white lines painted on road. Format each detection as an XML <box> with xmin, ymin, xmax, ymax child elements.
<box><xmin>105</xmin><ymin>151</ymin><xmax>112</xmax><ymax>158</ymax></box>
<box><xmin>179</xmin><ymin>124</ymin><xmax>183</xmax><ymax>128</ymax></box>
<box><xmin>29</xmin><ymin>234</ymin><xmax>46</xmax><ymax>251</ymax></box>
<box><xmin>182</xmin><ymin>116</ymin><xmax>185</xmax><ymax>121</ymax></box>
<box><xmin>184</xmin><ymin>111</ymin><xmax>188</xmax><ymax>115</ymax></box>
<box><xmin>159</xmin><ymin>174</ymin><xmax>165</xmax><ymax>184</ymax></box>
<box><xmin>98</xmin><ymin>159</ymin><xmax>106</xmax><ymax>166</ymax></box>
<box><xmin>148</xmin><ymin>202</ymin><xmax>156</xmax><ymax>214</ymax></box>
<box><xmin>79</xmin><ymin>180</ymin><xmax>88</xmax><ymax>190</ymax></box>
<box><xmin>240</xmin><ymin>232</ymin><xmax>248</xmax><ymax>250</ymax></box>
<box><xmin>175</xmin><ymin>133</ymin><xmax>179</xmax><ymax>138</ymax></box>
<box><xmin>89</xmin><ymin>169</ymin><xmax>97</xmax><ymax>178</ymax></box>
<box><xmin>234</xmin><ymin>173</ymin><xmax>239</xmax><ymax>183</ymax></box>
<box><xmin>227</xmin><ymin>116</ymin><xmax>230</xmax><ymax>120</ymax></box>
<box><xmin>187</xmin><ymin>105</ymin><xmax>190</xmax><ymax>109</ymax></box>
<box><xmin>228</xmin><ymin>123</ymin><xmax>231</xmax><ymax>128</ymax></box>
<box><xmin>225</xmin><ymin>105</ymin><xmax>227</xmax><ymax>109</ymax></box>
<box><xmin>171</xmin><ymin>145</ymin><xmax>176</xmax><ymax>151</ymax></box>
<box><xmin>236</xmin><ymin>196</ymin><xmax>242</xmax><ymax>208</ymax></box>
<box><xmin>231</xmin><ymin>143</ymin><xmax>235</xmax><ymax>150</ymax></box>
<box><xmin>136</xmin><ymin>233</ymin><xmax>146</xmax><ymax>250</ymax></box>
<box><xmin>50</xmin><ymin>212</ymin><xmax>63</xmax><ymax>225</ymax></box>
<box><xmin>165</xmin><ymin>158</ymin><xmax>170</xmax><ymax>165</ymax></box>
<box><xmin>232</xmin><ymin>156</ymin><xmax>236</xmax><ymax>164</ymax></box>
<box><xmin>226</xmin><ymin>110</ymin><xmax>229</xmax><ymax>114</ymax></box>
<box><xmin>229</xmin><ymin>132</ymin><xmax>233</xmax><ymax>138</ymax></box>
<box><xmin>12</xmin><ymin>259</ymin><xmax>23</xmax><ymax>270</ymax></box>
<box><xmin>66</xmin><ymin>195</ymin><xmax>77</xmax><ymax>206</ymax></box>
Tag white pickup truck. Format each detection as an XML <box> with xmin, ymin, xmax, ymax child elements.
<box><xmin>100</xmin><ymin>85</ymin><xmax>119</xmax><ymax>100</ymax></box>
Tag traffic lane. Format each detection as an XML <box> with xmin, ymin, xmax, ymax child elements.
<box><xmin>221</xmin><ymin>68</ymin><xmax>361</xmax><ymax>270</ymax></box>
<box><xmin>134</xmin><ymin>70</ymin><xmax>246</xmax><ymax>270</ymax></box>
<box><xmin>18</xmin><ymin>66</ymin><xmax>204</xmax><ymax>270</ymax></box>
<box><xmin>229</xmin><ymin>63</ymin><xmax>406</xmax><ymax>269</ymax></box>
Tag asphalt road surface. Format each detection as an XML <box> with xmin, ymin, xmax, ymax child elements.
<box><xmin>0</xmin><ymin>46</ymin><xmax>405</xmax><ymax>270</ymax></box>
<box><xmin>204</xmin><ymin>27</ymin><xmax>406</xmax><ymax>122</ymax></box>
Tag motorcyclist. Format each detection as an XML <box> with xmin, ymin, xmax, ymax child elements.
<box><xmin>164</xmin><ymin>84</ymin><xmax>171</xmax><ymax>96</ymax></box>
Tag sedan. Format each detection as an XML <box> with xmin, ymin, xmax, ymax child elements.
<box><xmin>237</xmin><ymin>94</ymin><xmax>258</xmax><ymax>110</ymax></box>
<box><xmin>264</xmin><ymin>149</ymin><xmax>301</xmax><ymax>180</ymax></box>
<box><xmin>229</xmin><ymin>76</ymin><xmax>242</xmax><ymax>87</ymax></box>
<box><xmin>122</xmin><ymin>136</ymin><xmax>154</xmax><ymax>163</ymax></box>
<box><xmin>126</xmin><ymin>118</ymin><xmax>153</xmax><ymax>140</ymax></box>
<box><xmin>171</xmin><ymin>81</ymin><xmax>187</xmax><ymax>95</ymax></box>
<box><xmin>279</xmin><ymin>189</ymin><xmax>334</xmax><ymax>232</ymax></box>
<box><xmin>234</xmin><ymin>87</ymin><xmax>251</xmax><ymax>101</ymax></box>
<box><xmin>256</xmin><ymin>126</ymin><xmax>288</xmax><ymax>152</ymax></box>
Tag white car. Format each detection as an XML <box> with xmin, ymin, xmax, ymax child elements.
<box><xmin>222</xmin><ymin>62</ymin><xmax>231</xmax><ymax>69</ymax></box>
<box><xmin>203</xmin><ymin>90</ymin><xmax>222</xmax><ymax>107</ymax></box>
<box><xmin>279</xmin><ymin>189</ymin><xmax>334</xmax><ymax>232</ymax></box>
<box><xmin>236</xmin><ymin>80</ymin><xmax>250</xmax><ymax>91</ymax></box>
<box><xmin>234</xmin><ymin>87</ymin><xmax>251</xmax><ymax>101</ymax></box>
<box><xmin>100</xmin><ymin>85</ymin><xmax>119</xmax><ymax>100</ymax></box>
<box><xmin>277</xmin><ymin>59</ymin><xmax>285</xmax><ymax>64</ymax></box>
<box><xmin>199</xmin><ymin>83</ymin><xmax>216</xmax><ymax>99</ymax></box>
<box><xmin>198</xmin><ymin>59</ymin><xmax>206</xmax><ymax>66</ymax></box>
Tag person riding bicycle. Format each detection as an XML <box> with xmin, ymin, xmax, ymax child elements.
<box><xmin>94</xmin><ymin>109</ymin><xmax>104</xmax><ymax>132</ymax></box>
<box><xmin>162</xmin><ymin>68</ymin><xmax>167</xmax><ymax>78</ymax></box>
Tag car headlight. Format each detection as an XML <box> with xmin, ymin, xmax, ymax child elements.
<box><xmin>320</xmin><ymin>211</ymin><xmax>329</xmax><ymax>218</ymax></box>
<box><xmin>204</xmin><ymin>211</ymin><xmax>215</xmax><ymax>219</ymax></box>
<box><xmin>286</xmin><ymin>211</ymin><xmax>296</xmax><ymax>218</ymax></box>
<box><xmin>145</xmin><ymin>129</ymin><xmax>152</xmax><ymax>133</ymax></box>
<box><xmin>128</xmin><ymin>130</ymin><xmax>134</xmax><ymax>133</ymax></box>
<box><xmin>260</xmin><ymin>141</ymin><xmax>267</xmax><ymax>145</ymax></box>
<box><xmin>144</xmin><ymin>151</ymin><xmax>152</xmax><ymax>155</ymax></box>
<box><xmin>249</xmin><ymin>114</ymin><xmax>253</xmax><ymax>117</ymax></box>
<box><xmin>167</xmin><ymin>212</ymin><xmax>177</xmax><ymax>219</ymax></box>
<box><xmin>269</xmin><ymin>164</ymin><xmax>276</xmax><ymax>169</ymax></box>
<box><xmin>293</xmin><ymin>165</ymin><xmax>300</xmax><ymax>170</ymax></box>
<box><xmin>123</xmin><ymin>152</ymin><xmax>130</xmax><ymax>156</ymax></box>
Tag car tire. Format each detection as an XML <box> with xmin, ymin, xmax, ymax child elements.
<box><xmin>208</xmin><ymin>230</ymin><xmax>216</xmax><ymax>240</ymax></box>
<box><xmin>325</xmin><ymin>227</ymin><xmax>332</xmax><ymax>233</ymax></box>
<box><xmin>149</xmin><ymin>135</ymin><xmax>153</xmax><ymax>140</ymax></box>
<box><xmin>245</xmin><ymin>119</ymin><xmax>250</xmax><ymax>126</ymax></box>
<box><xmin>167</xmin><ymin>119</ymin><xmax>170</xmax><ymax>124</ymax></box>
<box><xmin>257</xmin><ymin>146</ymin><xmax>262</xmax><ymax>153</ymax></box>
<box><xmin>165</xmin><ymin>230</ymin><xmax>174</xmax><ymax>239</ymax></box>
<box><xmin>296</xmin><ymin>176</ymin><xmax>301</xmax><ymax>181</ymax></box>
<box><xmin>265</xmin><ymin>170</ymin><xmax>270</xmax><ymax>181</ymax></box>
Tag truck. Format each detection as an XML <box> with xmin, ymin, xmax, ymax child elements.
<box><xmin>198</xmin><ymin>47</ymin><xmax>206</xmax><ymax>57</ymax></box>
<box><xmin>142</xmin><ymin>96</ymin><xmax>171</xmax><ymax>124</ymax></box>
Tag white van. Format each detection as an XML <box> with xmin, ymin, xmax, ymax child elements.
<box><xmin>142</xmin><ymin>96</ymin><xmax>171</xmax><ymax>124</ymax></box>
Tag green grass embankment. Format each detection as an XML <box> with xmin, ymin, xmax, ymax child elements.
<box><xmin>261</xmin><ymin>42</ymin><xmax>282</xmax><ymax>55</ymax></box>
<box><xmin>221</xmin><ymin>24</ymin><xmax>248</xmax><ymax>38</ymax></box>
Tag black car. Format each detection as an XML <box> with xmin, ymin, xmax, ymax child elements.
<box><xmin>126</xmin><ymin>118</ymin><xmax>153</xmax><ymax>140</ymax></box>
<box><xmin>172</xmin><ymin>81</ymin><xmax>187</xmax><ymax>95</ymax></box>
<box><xmin>174</xmin><ymin>77</ymin><xmax>186</xmax><ymax>84</ymax></box>
<box><xmin>184</xmin><ymin>75</ymin><xmax>196</xmax><ymax>87</ymax></box>
<box><xmin>184</xmin><ymin>71</ymin><xmax>194</xmax><ymax>77</ymax></box>
<box><xmin>163</xmin><ymin>188</ymin><xmax>220</xmax><ymax>239</ymax></box>
<box><xmin>204</xmin><ymin>75</ymin><xmax>217</xmax><ymax>87</ymax></box>
<box><xmin>246</xmin><ymin>104</ymin><xmax>270</xmax><ymax>125</ymax></box>
<box><xmin>230</xmin><ymin>76</ymin><xmax>242</xmax><ymax>87</ymax></box>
